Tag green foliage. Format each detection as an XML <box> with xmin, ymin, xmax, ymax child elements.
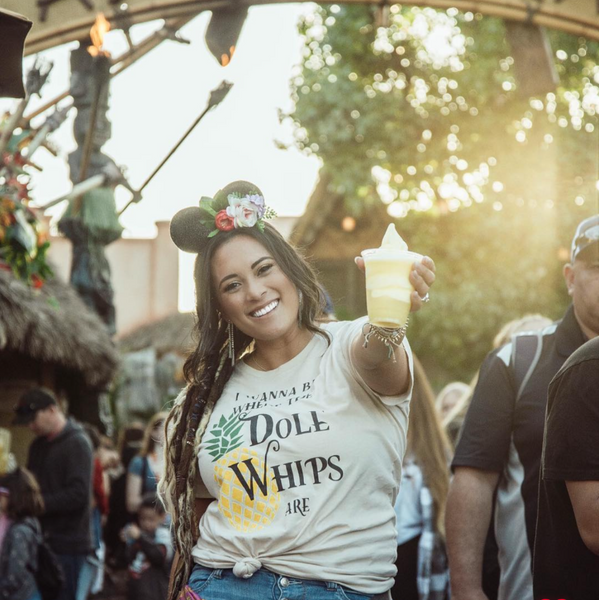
<box><xmin>399</xmin><ymin>201</ymin><xmax>577</xmax><ymax>382</ymax></box>
<box><xmin>0</xmin><ymin>197</ymin><xmax>54</xmax><ymax>287</ymax></box>
<box><xmin>290</xmin><ymin>4</ymin><xmax>599</xmax><ymax>212</ymax></box>
<box><xmin>290</xmin><ymin>4</ymin><xmax>598</xmax><ymax>382</ymax></box>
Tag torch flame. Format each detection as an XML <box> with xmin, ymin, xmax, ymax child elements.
<box><xmin>220</xmin><ymin>46</ymin><xmax>236</xmax><ymax>67</ymax></box>
<box><xmin>88</xmin><ymin>13</ymin><xmax>111</xmax><ymax>57</ymax></box>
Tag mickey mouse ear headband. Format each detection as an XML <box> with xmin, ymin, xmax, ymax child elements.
<box><xmin>170</xmin><ymin>181</ymin><xmax>276</xmax><ymax>254</ymax></box>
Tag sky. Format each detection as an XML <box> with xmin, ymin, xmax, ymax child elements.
<box><xmin>1</xmin><ymin>4</ymin><xmax>322</xmax><ymax>310</ymax></box>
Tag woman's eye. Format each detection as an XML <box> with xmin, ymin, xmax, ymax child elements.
<box><xmin>258</xmin><ymin>264</ymin><xmax>273</xmax><ymax>276</ymax></box>
<box><xmin>224</xmin><ymin>282</ymin><xmax>240</xmax><ymax>293</ymax></box>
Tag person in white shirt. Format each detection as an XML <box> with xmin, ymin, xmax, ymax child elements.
<box><xmin>159</xmin><ymin>180</ymin><xmax>436</xmax><ymax>600</ymax></box>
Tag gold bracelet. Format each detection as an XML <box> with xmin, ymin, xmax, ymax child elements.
<box><xmin>362</xmin><ymin>318</ymin><xmax>409</xmax><ymax>362</ymax></box>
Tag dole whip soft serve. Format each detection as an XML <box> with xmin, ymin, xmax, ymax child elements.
<box><xmin>361</xmin><ymin>224</ymin><xmax>422</xmax><ymax>327</ymax></box>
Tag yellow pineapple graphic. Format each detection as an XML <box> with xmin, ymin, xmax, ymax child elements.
<box><xmin>214</xmin><ymin>448</ymin><xmax>280</xmax><ymax>532</ymax></box>
<box><xmin>206</xmin><ymin>413</ymin><xmax>280</xmax><ymax>533</ymax></box>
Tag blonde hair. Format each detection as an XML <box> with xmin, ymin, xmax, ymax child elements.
<box><xmin>410</xmin><ymin>356</ymin><xmax>452</xmax><ymax>537</ymax></box>
<box><xmin>492</xmin><ymin>313</ymin><xmax>552</xmax><ymax>349</ymax></box>
<box><xmin>140</xmin><ymin>412</ymin><xmax>168</xmax><ymax>457</ymax></box>
<box><xmin>436</xmin><ymin>381</ymin><xmax>470</xmax><ymax>419</ymax></box>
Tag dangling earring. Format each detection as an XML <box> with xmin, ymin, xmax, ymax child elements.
<box><xmin>227</xmin><ymin>322</ymin><xmax>235</xmax><ymax>366</ymax></box>
<box><xmin>297</xmin><ymin>289</ymin><xmax>303</xmax><ymax>328</ymax></box>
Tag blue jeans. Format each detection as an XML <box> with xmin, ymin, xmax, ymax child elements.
<box><xmin>27</xmin><ymin>591</ymin><xmax>42</xmax><ymax>600</ymax></box>
<box><xmin>56</xmin><ymin>554</ymin><xmax>87</xmax><ymax>600</ymax></box>
<box><xmin>188</xmin><ymin>564</ymin><xmax>391</xmax><ymax>600</ymax></box>
<box><xmin>76</xmin><ymin>553</ymin><xmax>103</xmax><ymax>600</ymax></box>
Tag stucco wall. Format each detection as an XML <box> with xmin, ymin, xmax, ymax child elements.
<box><xmin>47</xmin><ymin>221</ymin><xmax>179</xmax><ymax>336</ymax></box>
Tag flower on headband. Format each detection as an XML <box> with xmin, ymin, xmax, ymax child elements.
<box><xmin>198</xmin><ymin>192</ymin><xmax>276</xmax><ymax>238</ymax></box>
<box><xmin>215</xmin><ymin>210</ymin><xmax>235</xmax><ymax>232</ymax></box>
<box><xmin>226</xmin><ymin>194</ymin><xmax>259</xmax><ymax>228</ymax></box>
<box><xmin>247</xmin><ymin>194</ymin><xmax>265</xmax><ymax>218</ymax></box>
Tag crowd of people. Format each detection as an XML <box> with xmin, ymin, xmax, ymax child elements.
<box><xmin>0</xmin><ymin>181</ymin><xmax>597</xmax><ymax>600</ymax></box>
<box><xmin>0</xmin><ymin>398</ymin><xmax>172</xmax><ymax>600</ymax></box>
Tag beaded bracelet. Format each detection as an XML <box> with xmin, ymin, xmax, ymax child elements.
<box><xmin>362</xmin><ymin>317</ymin><xmax>409</xmax><ymax>361</ymax></box>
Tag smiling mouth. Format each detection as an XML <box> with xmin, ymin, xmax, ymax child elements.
<box><xmin>250</xmin><ymin>300</ymin><xmax>279</xmax><ymax>318</ymax></box>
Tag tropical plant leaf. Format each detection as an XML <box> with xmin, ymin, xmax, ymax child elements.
<box><xmin>229</xmin><ymin>435</ymin><xmax>243</xmax><ymax>447</ymax></box>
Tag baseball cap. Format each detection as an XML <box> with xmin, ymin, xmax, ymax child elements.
<box><xmin>571</xmin><ymin>215</ymin><xmax>599</xmax><ymax>263</ymax></box>
<box><xmin>13</xmin><ymin>388</ymin><xmax>57</xmax><ymax>425</ymax></box>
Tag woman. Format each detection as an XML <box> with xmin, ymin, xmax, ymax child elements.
<box><xmin>392</xmin><ymin>357</ymin><xmax>451</xmax><ymax>600</ymax></box>
<box><xmin>105</xmin><ymin>423</ymin><xmax>145</xmax><ymax>569</ymax></box>
<box><xmin>126</xmin><ymin>412</ymin><xmax>167</xmax><ymax>514</ymax></box>
<box><xmin>0</xmin><ymin>468</ymin><xmax>44</xmax><ymax>600</ymax></box>
<box><xmin>160</xmin><ymin>181</ymin><xmax>435</xmax><ymax>600</ymax></box>
<box><xmin>435</xmin><ymin>382</ymin><xmax>470</xmax><ymax>423</ymax></box>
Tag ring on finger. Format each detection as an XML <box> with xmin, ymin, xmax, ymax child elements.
<box><xmin>419</xmin><ymin>292</ymin><xmax>430</xmax><ymax>303</ymax></box>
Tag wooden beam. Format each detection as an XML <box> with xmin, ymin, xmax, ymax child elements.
<box><xmin>4</xmin><ymin>0</ymin><xmax>599</xmax><ymax>55</ymax></box>
<box><xmin>505</xmin><ymin>21</ymin><xmax>559</xmax><ymax>97</ymax></box>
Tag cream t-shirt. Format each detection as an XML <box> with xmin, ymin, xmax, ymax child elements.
<box><xmin>191</xmin><ymin>318</ymin><xmax>413</xmax><ymax>594</ymax></box>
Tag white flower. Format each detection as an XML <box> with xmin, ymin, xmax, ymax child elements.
<box><xmin>226</xmin><ymin>195</ymin><xmax>259</xmax><ymax>228</ymax></box>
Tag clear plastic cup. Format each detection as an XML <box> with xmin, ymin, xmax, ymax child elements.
<box><xmin>361</xmin><ymin>248</ymin><xmax>422</xmax><ymax>327</ymax></box>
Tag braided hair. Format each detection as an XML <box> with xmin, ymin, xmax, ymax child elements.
<box><xmin>160</xmin><ymin>182</ymin><xmax>327</xmax><ymax>599</ymax></box>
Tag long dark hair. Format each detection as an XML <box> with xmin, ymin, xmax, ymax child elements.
<box><xmin>161</xmin><ymin>190</ymin><xmax>327</xmax><ymax>598</ymax></box>
<box><xmin>0</xmin><ymin>467</ymin><xmax>44</xmax><ymax>520</ymax></box>
<box><xmin>186</xmin><ymin>222</ymin><xmax>327</xmax><ymax>381</ymax></box>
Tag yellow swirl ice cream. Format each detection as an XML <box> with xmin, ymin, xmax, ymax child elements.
<box><xmin>361</xmin><ymin>224</ymin><xmax>422</xmax><ymax>327</ymax></box>
<box><xmin>380</xmin><ymin>223</ymin><xmax>408</xmax><ymax>251</ymax></box>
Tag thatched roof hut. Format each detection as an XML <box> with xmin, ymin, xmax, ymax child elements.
<box><xmin>0</xmin><ymin>269</ymin><xmax>118</xmax><ymax>387</ymax></box>
<box><xmin>0</xmin><ymin>268</ymin><xmax>119</xmax><ymax>461</ymax></box>
<box><xmin>117</xmin><ymin>312</ymin><xmax>195</xmax><ymax>356</ymax></box>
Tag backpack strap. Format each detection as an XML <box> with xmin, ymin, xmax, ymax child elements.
<box><xmin>510</xmin><ymin>331</ymin><xmax>544</xmax><ymax>402</ymax></box>
<box><xmin>140</xmin><ymin>456</ymin><xmax>149</xmax><ymax>495</ymax></box>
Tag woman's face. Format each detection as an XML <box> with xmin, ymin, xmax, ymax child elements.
<box><xmin>150</xmin><ymin>420</ymin><xmax>165</xmax><ymax>446</ymax></box>
<box><xmin>211</xmin><ymin>236</ymin><xmax>300</xmax><ymax>342</ymax></box>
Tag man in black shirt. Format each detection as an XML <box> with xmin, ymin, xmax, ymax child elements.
<box><xmin>14</xmin><ymin>388</ymin><xmax>93</xmax><ymax>600</ymax></box>
<box><xmin>533</xmin><ymin>318</ymin><xmax>599</xmax><ymax>594</ymax></box>
<box><xmin>446</xmin><ymin>215</ymin><xmax>599</xmax><ymax>600</ymax></box>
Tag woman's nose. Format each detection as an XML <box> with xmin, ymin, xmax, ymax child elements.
<box><xmin>246</xmin><ymin>279</ymin><xmax>267</xmax><ymax>300</ymax></box>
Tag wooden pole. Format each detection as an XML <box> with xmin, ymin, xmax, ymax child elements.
<box><xmin>24</xmin><ymin>91</ymin><xmax>70</xmax><ymax>123</ymax></box>
<box><xmin>77</xmin><ymin>81</ymin><xmax>104</xmax><ymax>183</ymax></box>
<box><xmin>38</xmin><ymin>173</ymin><xmax>106</xmax><ymax>211</ymax></box>
<box><xmin>23</xmin><ymin>14</ymin><xmax>198</xmax><ymax>124</ymax></box>
<box><xmin>0</xmin><ymin>98</ymin><xmax>29</xmax><ymax>156</ymax></box>
<box><xmin>118</xmin><ymin>81</ymin><xmax>233</xmax><ymax>216</ymax></box>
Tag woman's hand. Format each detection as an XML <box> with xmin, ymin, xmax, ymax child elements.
<box><xmin>409</xmin><ymin>256</ymin><xmax>435</xmax><ymax>312</ymax></box>
<box><xmin>354</xmin><ymin>255</ymin><xmax>436</xmax><ymax>313</ymax></box>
